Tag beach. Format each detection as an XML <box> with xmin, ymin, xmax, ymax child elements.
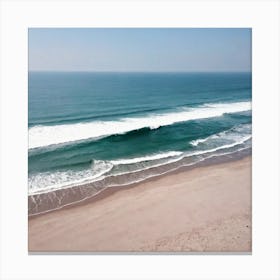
<box><xmin>29</xmin><ymin>156</ymin><xmax>251</xmax><ymax>252</ymax></box>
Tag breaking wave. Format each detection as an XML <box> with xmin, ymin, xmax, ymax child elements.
<box><xmin>29</xmin><ymin>101</ymin><xmax>251</xmax><ymax>149</ymax></box>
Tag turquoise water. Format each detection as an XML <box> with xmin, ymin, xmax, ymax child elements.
<box><xmin>28</xmin><ymin>72</ymin><xmax>251</xmax><ymax>197</ymax></box>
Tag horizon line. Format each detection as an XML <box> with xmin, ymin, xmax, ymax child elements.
<box><xmin>28</xmin><ymin>70</ymin><xmax>252</xmax><ymax>73</ymax></box>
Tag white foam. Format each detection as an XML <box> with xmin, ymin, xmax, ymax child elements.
<box><xmin>29</xmin><ymin>101</ymin><xmax>251</xmax><ymax>149</ymax></box>
<box><xmin>190</xmin><ymin>137</ymin><xmax>213</xmax><ymax>146</ymax></box>
<box><xmin>28</xmin><ymin>151</ymin><xmax>184</xmax><ymax>195</ymax></box>
<box><xmin>187</xmin><ymin>135</ymin><xmax>251</xmax><ymax>157</ymax></box>
<box><xmin>28</xmin><ymin>159</ymin><xmax>113</xmax><ymax>194</ymax></box>
<box><xmin>111</xmin><ymin>151</ymin><xmax>183</xmax><ymax>165</ymax></box>
<box><xmin>190</xmin><ymin>123</ymin><xmax>251</xmax><ymax>148</ymax></box>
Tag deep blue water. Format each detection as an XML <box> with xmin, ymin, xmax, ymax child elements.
<box><xmin>28</xmin><ymin>72</ymin><xmax>252</xmax><ymax>194</ymax></box>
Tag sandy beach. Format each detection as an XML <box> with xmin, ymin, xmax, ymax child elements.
<box><xmin>28</xmin><ymin>156</ymin><xmax>251</xmax><ymax>252</ymax></box>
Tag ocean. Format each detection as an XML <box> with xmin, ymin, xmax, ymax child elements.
<box><xmin>28</xmin><ymin>72</ymin><xmax>252</xmax><ymax>215</ymax></box>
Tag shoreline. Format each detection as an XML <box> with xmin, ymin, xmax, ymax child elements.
<box><xmin>29</xmin><ymin>155</ymin><xmax>251</xmax><ymax>252</ymax></box>
<box><xmin>29</xmin><ymin>148</ymin><xmax>251</xmax><ymax>218</ymax></box>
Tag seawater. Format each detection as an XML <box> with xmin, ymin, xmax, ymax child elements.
<box><xmin>28</xmin><ymin>72</ymin><xmax>252</xmax><ymax>214</ymax></box>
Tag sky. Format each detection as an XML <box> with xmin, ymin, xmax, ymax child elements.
<box><xmin>29</xmin><ymin>28</ymin><xmax>251</xmax><ymax>72</ymax></box>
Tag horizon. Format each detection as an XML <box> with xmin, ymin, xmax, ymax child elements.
<box><xmin>28</xmin><ymin>70</ymin><xmax>251</xmax><ymax>73</ymax></box>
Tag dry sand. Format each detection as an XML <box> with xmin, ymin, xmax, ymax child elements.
<box><xmin>28</xmin><ymin>156</ymin><xmax>251</xmax><ymax>252</ymax></box>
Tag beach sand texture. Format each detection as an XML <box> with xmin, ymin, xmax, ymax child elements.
<box><xmin>28</xmin><ymin>157</ymin><xmax>251</xmax><ymax>252</ymax></box>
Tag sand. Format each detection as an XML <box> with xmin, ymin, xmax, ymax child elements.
<box><xmin>28</xmin><ymin>156</ymin><xmax>252</xmax><ymax>252</ymax></box>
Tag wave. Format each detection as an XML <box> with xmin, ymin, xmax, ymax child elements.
<box><xmin>111</xmin><ymin>151</ymin><xmax>183</xmax><ymax>165</ymax></box>
<box><xmin>190</xmin><ymin>124</ymin><xmax>252</xmax><ymax>147</ymax></box>
<box><xmin>101</xmin><ymin>137</ymin><xmax>251</xmax><ymax>180</ymax></box>
<box><xmin>28</xmin><ymin>151</ymin><xmax>183</xmax><ymax>194</ymax></box>
<box><xmin>28</xmin><ymin>101</ymin><xmax>251</xmax><ymax>149</ymax></box>
<box><xmin>28</xmin><ymin>160</ymin><xmax>113</xmax><ymax>195</ymax></box>
<box><xmin>190</xmin><ymin>123</ymin><xmax>252</xmax><ymax>147</ymax></box>
<box><xmin>188</xmin><ymin>136</ymin><xmax>251</xmax><ymax>157</ymax></box>
<box><xmin>28</xmin><ymin>107</ymin><xmax>169</xmax><ymax>127</ymax></box>
<box><xmin>28</xmin><ymin>123</ymin><xmax>251</xmax><ymax>195</ymax></box>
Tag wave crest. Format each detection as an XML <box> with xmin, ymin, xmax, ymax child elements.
<box><xmin>29</xmin><ymin>101</ymin><xmax>251</xmax><ymax>149</ymax></box>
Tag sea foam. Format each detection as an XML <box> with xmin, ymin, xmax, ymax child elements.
<box><xmin>111</xmin><ymin>151</ymin><xmax>183</xmax><ymax>165</ymax></box>
<box><xmin>190</xmin><ymin>123</ymin><xmax>252</xmax><ymax>147</ymax></box>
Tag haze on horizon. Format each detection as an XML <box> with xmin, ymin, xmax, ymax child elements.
<box><xmin>29</xmin><ymin>28</ymin><xmax>251</xmax><ymax>72</ymax></box>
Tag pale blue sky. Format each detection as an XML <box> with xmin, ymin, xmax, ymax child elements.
<box><xmin>29</xmin><ymin>28</ymin><xmax>251</xmax><ymax>72</ymax></box>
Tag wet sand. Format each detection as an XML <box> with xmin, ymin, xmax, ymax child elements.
<box><xmin>29</xmin><ymin>156</ymin><xmax>251</xmax><ymax>252</ymax></box>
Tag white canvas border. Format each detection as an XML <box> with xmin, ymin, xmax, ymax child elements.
<box><xmin>0</xmin><ymin>0</ymin><xmax>279</xmax><ymax>279</ymax></box>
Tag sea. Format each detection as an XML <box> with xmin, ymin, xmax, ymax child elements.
<box><xmin>28</xmin><ymin>72</ymin><xmax>252</xmax><ymax>215</ymax></box>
